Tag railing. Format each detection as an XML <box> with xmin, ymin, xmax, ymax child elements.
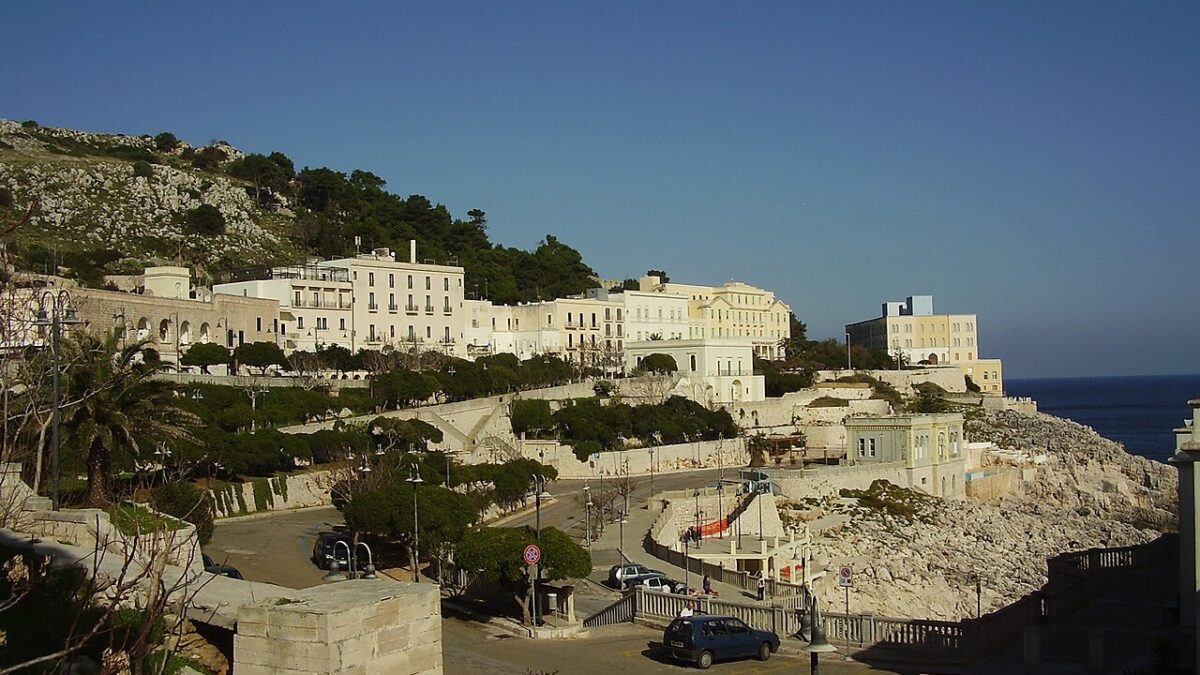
<box><xmin>388</xmin><ymin>304</ymin><xmax>398</xmax><ymax>312</ymax></box>
<box><xmin>424</xmin><ymin>305</ymin><xmax>434</xmax><ymax>313</ymax></box>
<box><xmin>405</xmin><ymin>304</ymin><xmax>418</xmax><ymax>314</ymax></box>
<box><xmin>583</xmin><ymin>591</ymin><xmax>637</xmax><ymax>627</ymax></box>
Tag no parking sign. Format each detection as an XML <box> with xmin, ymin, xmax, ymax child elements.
<box><xmin>837</xmin><ymin>563</ymin><xmax>853</xmax><ymax>587</ymax></box>
<box><xmin>523</xmin><ymin>544</ymin><xmax>542</xmax><ymax>566</ymax></box>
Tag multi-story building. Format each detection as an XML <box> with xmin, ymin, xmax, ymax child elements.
<box><xmin>637</xmin><ymin>275</ymin><xmax>791</xmax><ymax>360</ymax></box>
<box><xmin>845</xmin><ymin>295</ymin><xmax>1004</xmax><ymax>393</ymax></box>
<box><xmin>6</xmin><ymin>267</ymin><xmax>278</xmax><ymax>370</ymax></box>
<box><xmin>587</xmin><ymin>287</ymin><xmax>689</xmax><ymax>342</ymax></box>
<box><xmin>843</xmin><ymin>412</ymin><xmax>966</xmax><ymax>498</ymax></box>
<box><xmin>216</xmin><ymin>241</ymin><xmax>468</xmax><ymax>358</ymax></box>
<box><xmin>624</xmin><ymin>337</ymin><xmax>766</xmax><ymax>403</ymax></box>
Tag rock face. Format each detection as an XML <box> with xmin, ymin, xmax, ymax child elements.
<box><xmin>0</xmin><ymin>119</ymin><xmax>299</xmax><ymax>271</ymax></box>
<box><xmin>803</xmin><ymin>410</ymin><xmax>1176</xmax><ymax>621</ymax></box>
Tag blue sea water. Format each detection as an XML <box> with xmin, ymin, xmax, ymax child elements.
<box><xmin>1005</xmin><ymin>374</ymin><xmax>1200</xmax><ymax>463</ymax></box>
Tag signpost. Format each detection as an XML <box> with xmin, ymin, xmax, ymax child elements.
<box><xmin>524</xmin><ymin>544</ymin><xmax>542</xmax><ymax>626</ymax></box>
<box><xmin>838</xmin><ymin>563</ymin><xmax>853</xmax><ymax>649</ymax></box>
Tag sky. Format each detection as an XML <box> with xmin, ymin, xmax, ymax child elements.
<box><xmin>3</xmin><ymin>2</ymin><xmax>1197</xmax><ymax>378</ymax></box>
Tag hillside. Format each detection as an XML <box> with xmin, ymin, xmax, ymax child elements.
<box><xmin>0</xmin><ymin>119</ymin><xmax>594</xmax><ymax>301</ymax></box>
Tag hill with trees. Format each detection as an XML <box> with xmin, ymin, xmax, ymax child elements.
<box><xmin>0</xmin><ymin>119</ymin><xmax>595</xmax><ymax>302</ymax></box>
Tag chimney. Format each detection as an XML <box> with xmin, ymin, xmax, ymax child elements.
<box><xmin>410</xmin><ymin>239</ymin><xmax>417</xmax><ymax>264</ymax></box>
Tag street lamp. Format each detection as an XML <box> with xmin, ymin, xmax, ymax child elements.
<box><xmin>406</xmin><ymin>464</ymin><xmax>423</xmax><ymax>582</ymax></box>
<box><xmin>802</xmin><ymin>591</ymin><xmax>838</xmax><ymax>674</ymax></box>
<box><xmin>33</xmin><ymin>290</ymin><xmax>82</xmax><ymax>510</ymax></box>
<box><xmin>531</xmin><ymin>473</ymin><xmax>551</xmax><ymax>539</ymax></box>
<box><xmin>245</xmin><ymin>385</ymin><xmax>268</xmax><ymax>431</ymax></box>
<box><xmin>618</xmin><ymin>512</ymin><xmax>629</xmax><ymax>560</ymax></box>
<box><xmin>716</xmin><ymin>482</ymin><xmax>725</xmax><ymax>539</ymax></box>
<box><xmin>583</xmin><ymin>483</ymin><xmax>592</xmax><ymax>554</ymax></box>
<box><xmin>323</xmin><ymin>540</ymin><xmax>352</xmax><ymax>582</ymax></box>
<box><xmin>356</xmin><ymin>542</ymin><xmax>377</xmax><ymax>579</ymax></box>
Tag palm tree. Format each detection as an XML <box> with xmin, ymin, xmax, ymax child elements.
<box><xmin>60</xmin><ymin>330</ymin><xmax>198</xmax><ymax>507</ymax></box>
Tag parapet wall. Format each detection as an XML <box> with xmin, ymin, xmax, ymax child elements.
<box><xmin>234</xmin><ymin>579</ymin><xmax>442</xmax><ymax>674</ymax></box>
<box><xmin>518</xmin><ymin>437</ymin><xmax>747</xmax><ymax>479</ymax></box>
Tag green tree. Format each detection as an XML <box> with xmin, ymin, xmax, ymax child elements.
<box><xmin>60</xmin><ymin>332</ymin><xmax>199</xmax><ymax>506</ymax></box>
<box><xmin>150</xmin><ymin>481</ymin><xmax>215</xmax><ymax>545</ymax></box>
<box><xmin>233</xmin><ymin>341</ymin><xmax>288</xmax><ymax>374</ymax></box>
<box><xmin>225</xmin><ymin>153</ymin><xmax>290</xmax><ymax>203</ymax></box>
<box><xmin>153</xmin><ymin>131</ymin><xmax>180</xmax><ymax>151</ymax></box>
<box><xmin>456</xmin><ymin>526</ymin><xmax>590</xmax><ymax>625</ymax></box>
<box><xmin>637</xmin><ymin>353</ymin><xmax>677</xmax><ymax>374</ymax></box>
<box><xmin>180</xmin><ymin>342</ymin><xmax>231</xmax><ymax>374</ymax></box>
<box><xmin>182</xmin><ymin>204</ymin><xmax>226</xmax><ymax>235</ymax></box>
<box><xmin>645</xmin><ymin>269</ymin><xmax>669</xmax><ymax>283</ymax></box>
<box><xmin>369</xmin><ymin>416</ymin><xmax>443</xmax><ymax>454</ymax></box>
<box><xmin>372</xmin><ymin>368</ymin><xmax>439</xmax><ymax>409</ymax></box>
<box><xmin>131</xmin><ymin>160</ymin><xmax>154</xmax><ymax>179</ymax></box>
<box><xmin>510</xmin><ymin>400</ymin><xmax>552</xmax><ymax>438</ymax></box>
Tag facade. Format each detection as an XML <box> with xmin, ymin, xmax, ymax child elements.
<box><xmin>625</xmin><ymin>338</ymin><xmax>766</xmax><ymax>403</ymax></box>
<box><xmin>845</xmin><ymin>294</ymin><xmax>1005</xmax><ymax>393</ymax></box>
<box><xmin>588</xmin><ymin>287</ymin><xmax>689</xmax><ymax>342</ymax></box>
<box><xmin>1169</xmin><ymin>399</ymin><xmax>1200</xmax><ymax>664</ymax></box>
<box><xmin>7</xmin><ymin>268</ymin><xmax>279</xmax><ymax>368</ymax></box>
<box><xmin>638</xmin><ymin>275</ymin><xmax>791</xmax><ymax>360</ymax></box>
<box><xmin>843</xmin><ymin>412</ymin><xmax>966</xmax><ymax>498</ymax></box>
<box><xmin>215</xmin><ymin>241</ymin><xmax>468</xmax><ymax>357</ymax></box>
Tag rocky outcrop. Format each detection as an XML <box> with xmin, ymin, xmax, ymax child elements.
<box><xmin>802</xmin><ymin>410</ymin><xmax>1176</xmax><ymax>621</ymax></box>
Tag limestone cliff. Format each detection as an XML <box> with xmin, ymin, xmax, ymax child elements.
<box><xmin>803</xmin><ymin>409</ymin><xmax>1176</xmax><ymax>621</ymax></box>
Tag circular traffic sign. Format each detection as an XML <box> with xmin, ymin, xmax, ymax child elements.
<box><xmin>523</xmin><ymin>544</ymin><xmax>542</xmax><ymax>565</ymax></box>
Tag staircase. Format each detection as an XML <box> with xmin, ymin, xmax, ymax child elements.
<box><xmin>582</xmin><ymin>590</ymin><xmax>637</xmax><ymax>628</ymax></box>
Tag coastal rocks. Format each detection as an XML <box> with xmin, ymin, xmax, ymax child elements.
<box><xmin>804</xmin><ymin>410</ymin><xmax>1176</xmax><ymax>621</ymax></box>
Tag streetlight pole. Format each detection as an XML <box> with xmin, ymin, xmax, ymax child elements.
<box><xmin>406</xmin><ymin>464</ymin><xmax>423</xmax><ymax>582</ymax></box>
<box><xmin>845</xmin><ymin>332</ymin><xmax>851</xmax><ymax>370</ymax></box>
<box><xmin>34</xmin><ymin>290</ymin><xmax>81</xmax><ymax>511</ymax></box>
<box><xmin>583</xmin><ymin>484</ymin><xmax>592</xmax><ymax>554</ymax></box>
<box><xmin>618</xmin><ymin>513</ymin><xmax>628</xmax><ymax>561</ymax></box>
<box><xmin>532</xmin><ymin>473</ymin><xmax>549</xmax><ymax>539</ymax></box>
<box><xmin>717</xmin><ymin>482</ymin><xmax>724</xmax><ymax>539</ymax></box>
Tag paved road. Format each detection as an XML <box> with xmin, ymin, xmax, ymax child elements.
<box><xmin>441</xmin><ymin>616</ymin><xmax>890</xmax><ymax>674</ymax></box>
<box><xmin>207</xmin><ymin>506</ymin><xmax>345</xmax><ymax>589</ymax></box>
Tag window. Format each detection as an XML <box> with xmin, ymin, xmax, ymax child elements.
<box><xmin>389</xmin><ymin>274</ymin><xmax>394</xmax><ymax>288</ymax></box>
<box><xmin>443</xmin><ymin>278</ymin><xmax>449</xmax><ymax>291</ymax></box>
<box><xmin>293</xmin><ymin>290</ymin><xmax>301</xmax><ymax>305</ymax></box>
<box><xmin>858</xmin><ymin>438</ymin><xmax>866</xmax><ymax>457</ymax></box>
<box><xmin>368</xmin><ymin>292</ymin><xmax>376</xmax><ymax>309</ymax></box>
<box><xmin>407</xmin><ymin>275</ymin><xmax>413</xmax><ymax>289</ymax></box>
<box><xmin>690</xmin><ymin>355</ymin><xmax>697</xmax><ymax>372</ymax></box>
<box><xmin>256</xmin><ymin>318</ymin><xmax>262</xmax><ymax>331</ymax></box>
<box><xmin>426</xmin><ymin>326</ymin><xmax>431</xmax><ymax>338</ymax></box>
<box><xmin>339</xmin><ymin>318</ymin><xmax>346</xmax><ymax>330</ymax></box>
<box><xmin>390</xmin><ymin>325</ymin><xmax>395</xmax><ymax>338</ymax></box>
<box><xmin>425</xmin><ymin>276</ymin><xmax>431</xmax><ymax>290</ymax></box>
<box><xmin>297</xmin><ymin>317</ymin><xmax>305</xmax><ymax>329</ymax></box>
<box><xmin>369</xmin><ymin>272</ymin><xmax>375</xmax><ymax>286</ymax></box>
<box><xmin>313</xmin><ymin>291</ymin><xmax>320</xmax><ymax>306</ymax></box>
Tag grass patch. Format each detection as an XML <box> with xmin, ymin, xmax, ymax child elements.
<box><xmin>107</xmin><ymin>502</ymin><xmax>186</xmax><ymax>536</ymax></box>
<box><xmin>840</xmin><ymin>480</ymin><xmax>936</xmax><ymax>524</ymax></box>
<box><xmin>808</xmin><ymin>396</ymin><xmax>850</xmax><ymax>408</ymax></box>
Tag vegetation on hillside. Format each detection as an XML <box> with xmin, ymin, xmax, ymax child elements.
<box><xmin>0</xmin><ymin>120</ymin><xmax>595</xmax><ymax>302</ymax></box>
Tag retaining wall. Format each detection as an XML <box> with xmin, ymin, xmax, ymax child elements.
<box><xmin>516</xmin><ymin>437</ymin><xmax>747</xmax><ymax>479</ymax></box>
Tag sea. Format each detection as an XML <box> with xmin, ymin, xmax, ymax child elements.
<box><xmin>1005</xmin><ymin>374</ymin><xmax>1200</xmax><ymax>463</ymax></box>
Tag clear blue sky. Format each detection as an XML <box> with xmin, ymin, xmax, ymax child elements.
<box><xmin>3</xmin><ymin>2</ymin><xmax>1197</xmax><ymax>378</ymax></box>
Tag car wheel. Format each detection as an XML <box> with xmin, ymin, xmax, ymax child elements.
<box><xmin>757</xmin><ymin>642</ymin><xmax>772</xmax><ymax>661</ymax></box>
<box><xmin>696</xmin><ymin>651</ymin><xmax>714</xmax><ymax>669</ymax></box>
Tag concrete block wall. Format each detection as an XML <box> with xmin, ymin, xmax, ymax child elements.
<box><xmin>518</xmin><ymin>437</ymin><xmax>748</xmax><ymax>479</ymax></box>
<box><xmin>209</xmin><ymin>470</ymin><xmax>335</xmax><ymax>519</ymax></box>
<box><xmin>234</xmin><ymin>579</ymin><xmax>442</xmax><ymax>675</ymax></box>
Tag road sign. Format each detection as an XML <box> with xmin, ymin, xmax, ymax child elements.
<box><xmin>523</xmin><ymin>544</ymin><xmax>542</xmax><ymax>566</ymax></box>
<box><xmin>837</xmin><ymin>563</ymin><xmax>853</xmax><ymax>587</ymax></box>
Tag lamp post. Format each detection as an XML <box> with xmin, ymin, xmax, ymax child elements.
<box><xmin>245</xmin><ymin>386</ymin><xmax>268</xmax><ymax>431</ymax></box>
<box><xmin>406</xmin><ymin>464</ymin><xmax>423</xmax><ymax>582</ymax></box>
<box><xmin>33</xmin><ymin>290</ymin><xmax>81</xmax><ymax>511</ymax></box>
<box><xmin>802</xmin><ymin>590</ymin><xmax>838</xmax><ymax>674</ymax></box>
<box><xmin>323</xmin><ymin>540</ymin><xmax>352</xmax><ymax>582</ymax></box>
<box><xmin>583</xmin><ymin>483</ymin><xmax>592</xmax><ymax>553</ymax></box>
<box><xmin>845</xmin><ymin>332</ymin><xmax>851</xmax><ymax>370</ymax></box>
<box><xmin>356</xmin><ymin>542</ymin><xmax>377</xmax><ymax>579</ymax></box>
<box><xmin>531</xmin><ymin>473</ymin><xmax>550</xmax><ymax>539</ymax></box>
<box><xmin>618</xmin><ymin>512</ymin><xmax>628</xmax><ymax>561</ymax></box>
<box><xmin>716</xmin><ymin>482</ymin><xmax>725</xmax><ymax>539</ymax></box>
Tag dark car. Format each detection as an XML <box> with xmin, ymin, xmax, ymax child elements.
<box><xmin>663</xmin><ymin>615</ymin><xmax>779</xmax><ymax>669</ymax></box>
<box><xmin>201</xmin><ymin>552</ymin><xmax>244</xmax><ymax>580</ymax></box>
<box><xmin>311</xmin><ymin>531</ymin><xmax>352</xmax><ymax>570</ymax></box>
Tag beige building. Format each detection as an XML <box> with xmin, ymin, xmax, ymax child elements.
<box><xmin>638</xmin><ymin>275</ymin><xmax>791</xmax><ymax>360</ymax></box>
<box><xmin>625</xmin><ymin>338</ymin><xmax>766</xmax><ymax>403</ymax></box>
<box><xmin>844</xmin><ymin>412</ymin><xmax>966</xmax><ymax>498</ymax></box>
<box><xmin>846</xmin><ymin>294</ymin><xmax>1005</xmax><ymax>393</ymax></box>
<box><xmin>7</xmin><ymin>267</ymin><xmax>279</xmax><ymax>369</ymax></box>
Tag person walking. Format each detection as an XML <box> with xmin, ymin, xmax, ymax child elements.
<box><xmin>756</xmin><ymin>572</ymin><xmax>767</xmax><ymax>601</ymax></box>
<box><xmin>702</xmin><ymin>574</ymin><xmax>713</xmax><ymax>596</ymax></box>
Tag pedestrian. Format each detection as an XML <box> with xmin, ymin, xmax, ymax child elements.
<box><xmin>702</xmin><ymin>575</ymin><xmax>713</xmax><ymax>596</ymax></box>
<box><xmin>756</xmin><ymin>573</ymin><xmax>766</xmax><ymax>601</ymax></box>
<box><xmin>678</xmin><ymin>602</ymin><xmax>694</xmax><ymax>618</ymax></box>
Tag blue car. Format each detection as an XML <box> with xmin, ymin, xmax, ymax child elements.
<box><xmin>663</xmin><ymin>615</ymin><xmax>779</xmax><ymax>669</ymax></box>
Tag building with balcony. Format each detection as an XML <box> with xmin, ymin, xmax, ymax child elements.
<box><xmin>636</xmin><ymin>275</ymin><xmax>791</xmax><ymax>360</ymax></box>
<box><xmin>217</xmin><ymin>263</ymin><xmax>353</xmax><ymax>352</ymax></box>
<box><xmin>625</xmin><ymin>337</ymin><xmax>765</xmax><ymax>404</ymax></box>
<box><xmin>843</xmin><ymin>412</ymin><xmax>967</xmax><ymax>498</ymax></box>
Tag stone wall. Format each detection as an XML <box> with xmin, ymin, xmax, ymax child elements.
<box><xmin>517</xmin><ymin>437</ymin><xmax>747</xmax><ymax>479</ymax></box>
<box><xmin>965</xmin><ymin>466</ymin><xmax>1021</xmax><ymax>502</ymax></box>
<box><xmin>209</xmin><ymin>470</ymin><xmax>334</xmax><ymax>519</ymax></box>
<box><xmin>234</xmin><ymin>579</ymin><xmax>442</xmax><ymax>674</ymax></box>
<box><xmin>815</xmin><ymin>367</ymin><xmax>969</xmax><ymax>394</ymax></box>
<box><xmin>774</xmin><ymin>458</ymin><xmax>967</xmax><ymax>501</ymax></box>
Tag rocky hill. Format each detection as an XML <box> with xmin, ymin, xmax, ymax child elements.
<box><xmin>802</xmin><ymin>410</ymin><xmax>1176</xmax><ymax>620</ymax></box>
<box><xmin>0</xmin><ymin>119</ymin><xmax>302</xmax><ymax>274</ymax></box>
<box><xmin>0</xmin><ymin>119</ymin><xmax>597</xmax><ymax>301</ymax></box>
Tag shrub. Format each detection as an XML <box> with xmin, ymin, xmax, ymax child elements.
<box><xmin>153</xmin><ymin>131</ymin><xmax>180</xmax><ymax>151</ymax></box>
<box><xmin>150</xmin><ymin>481</ymin><xmax>215</xmax><ymax>545</ymax></box>
<box><xmin>808</xmin><ymin>396</ymin><xmax>849</xmax><ymax>408</ymax></box>
<box><xmin>132</xmin><ymin>160</ymin><xmax>154</xmax><ymax>178</ymax></box>
<box><xmin>183</xmin><ymin>204</ymin><xmax>226</xmax><ymax>235</ymax></box>
<box><xmin>0</xmin><ymin>186</ymin><xmax>13</xmax><ymax>209</ymax></box>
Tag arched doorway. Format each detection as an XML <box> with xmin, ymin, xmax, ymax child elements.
<box><xmin>927</xmin><ymin>353</ymin><xmax>939</xmax><ymax>365</ymax></box>
<box><xmin>730</xmin><ymin>379</ymin><xmax>743</xmax><ymax>402</ymax></box>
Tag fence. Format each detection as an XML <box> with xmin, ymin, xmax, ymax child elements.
<box><xmin>625</xmin><ymin>533</ymin><xmax>1177</xmax><ymax>662</ymax></box>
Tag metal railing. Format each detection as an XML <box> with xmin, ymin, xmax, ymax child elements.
<box><xmin>583</xmin><ymin>591</ymin><xmax>637</xmax><ymax>627</ymax></box>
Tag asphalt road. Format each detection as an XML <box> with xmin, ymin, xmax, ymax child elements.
<box><xmin>207</xmin><ymin>505</ymin><xmax>345</xmax><ymax>589</ymax></box>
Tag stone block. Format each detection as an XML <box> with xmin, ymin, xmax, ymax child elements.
<box><xmin>331</xmin><ymin>633</ymin><xmax>378</xmax><ymax>668</ymax></box>
<box><xmin>267</xmin><ymin>622</ymin><xmax>321</xmax><ymax>642</ymax></box>
<box><xmin>234</xmin><ymin>634</ymin><xmax>331</xmax><ymax>671</ymax></box>
<box><xmin>237</xmin><ymin>620</ymin><xmax>267</xmax><ymax>638</ymax></box>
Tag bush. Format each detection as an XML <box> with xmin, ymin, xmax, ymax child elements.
<box><xmin>183</xmin><ymin>204</ymin><xmax>226</xmax><ymax>235</ymax></box>
<box><xmin>150</xmin><ymin>481</ymin><xmax>215</xmax><ymax>545</ymax></box>
<box><xmin>153</xmin><ymin>131</ymin><xmax>180</xmax><ymax>152</ymax></box>
<box><xmin>637</xmin><ymin>353</ymin><xmax>677</xmax><ymax>374</ymax></box>
<box><xmin>0</xmin><ymin>186</ymin><xmax>13</xmax><ymax>209</ymax></box>
<box><xmin>132</xmin><ymin>160</ymin><xmax>154</xmax><ymax>178</ymax></box>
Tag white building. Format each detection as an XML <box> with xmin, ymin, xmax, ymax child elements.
<box><xmin>636</xmin><ymin>275</ymin><xmax>792</xmax><ymax>360</ymax></box>
<box><xmin>216</xmin><ymin>240</ymin><xmax>467</xmax><ymax>357</ymax></box>
<box><xmin>589</xmin><ymin>287</ymin><xmax>689</xmax><ymax>342</ymax></box>
<box><xmin>625</xmin><ymin>338</ymin><xmax>766</xmax><ymax>404</ymax></box>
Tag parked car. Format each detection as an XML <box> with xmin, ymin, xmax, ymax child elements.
<box><xmin>608</xmin><ymin>563</ymin><xmax>661</xmax><ymax>588</ymax></box>
<box><xmin>201</xmin><ymin>552</ymin><xmax>244</xmax><ymax>580</ymax></box>
<box><xmin>662</xmin><ymin>615</ymin><xmax>779</xmax><ymax>669</ymax></box>
<box><xmin>630</xmin><ymin>573</ymin><xmax>676</xmax><ymax>593</ymax></box>
<box><xmin>311</xmin><ymin>531</ymin><xmax>352</xmax><ymax>570</ymax></box>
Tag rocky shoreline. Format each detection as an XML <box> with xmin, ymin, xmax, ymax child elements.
<box><xmin>800</xmin><ymin>409</ymin><xmax>1177</xmax><ymax>620</ymax></box>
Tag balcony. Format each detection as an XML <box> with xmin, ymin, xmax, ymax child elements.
<box><xmin>388</xmin><ymin>304</ymin><xmax>398</xmax><ymax>313</ymax></box>
<box><xmin>442</xmin><ymin>306</ymin><xmax>452</xmax><ymax>315</ymax></box>
<box><xmin>367</xmin><ymin>303</ymin><xmax>378</xmax><ymax>312</ymax></box>
<box><xmin>424</xmin><ymin>305</ymin><xmax>434</xmax><ymax>314</ymax></box>
<box><xmin>291</xmin><ymin>299</ymin><xmax>352</xmax><ymax>310</ymax></box>
<box><xmin>405</xmin><ymin>304</ymin><xmax>418</xmax><ymax>314</ymax></box>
